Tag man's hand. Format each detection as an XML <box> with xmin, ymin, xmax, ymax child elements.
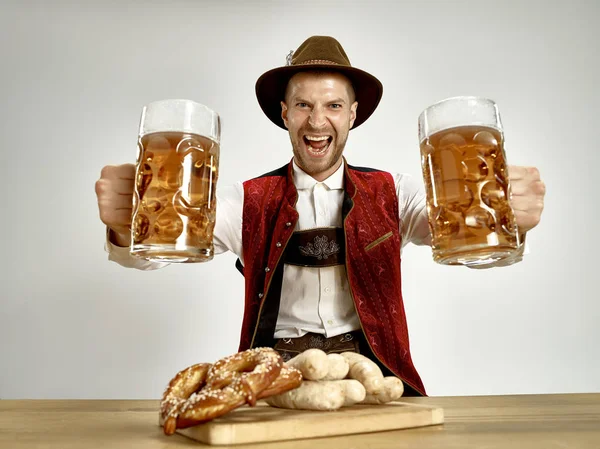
<box><xmin>508</xmin><ymin>165</ymin><xmax>545</xmax><ymax>234</ymax></box>
<box><xmin>95</xmin><ymin>164</ymin><xmax>136</xmax><ymax>247</ymax></box>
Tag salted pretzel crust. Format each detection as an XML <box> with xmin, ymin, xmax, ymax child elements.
<box><xmin>160</xmin><ymin>348</ymin><xmax>301</xmax><ymax>435</ymax></box>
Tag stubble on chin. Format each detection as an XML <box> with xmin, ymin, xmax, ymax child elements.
<box><xmin>292</xmin><ymin>145</ymin><xmax>345</xmax><ymax>179</ymax></box>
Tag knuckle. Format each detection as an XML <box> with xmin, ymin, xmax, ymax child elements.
<box><xmin>528</xmin><ymin>167</ymin><xmax>540</xmax><ymax>179</ymax></box>
<box><xmin>536</xmin><ymin>180</ymin><xmax>546</xmax><ymax>195</ymax></box>
<box><xmin>94</xmin><ymin>180</ymin><xmax>103</xmax><ymax>195</ymax></box>
<box><xmin>98</xmin><ymin>209</ymin><xmax>111</xmax><ymax>224</ymax></box>
<box><xmin>95</xmin><ymin>179</ymin><xmax>110</xmax><ymax>197</ymax></box>
<box><xmin>100</xmin><ymin>165</ymin><xmax>114</xmax><ymax>179</ymax></box>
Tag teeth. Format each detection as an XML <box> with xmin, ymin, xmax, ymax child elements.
<box><xmin>308</xmin><ymin>143</ymin><xmax>329</xmax><ymax>154</ymax></box>
<box><xmin>306</xmin><ymin>135</ymin><xmax>330</xmax><ymax>141</ymax></box>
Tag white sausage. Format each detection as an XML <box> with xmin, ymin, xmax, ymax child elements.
<box><xmin>361</xmin><ymin>376</ymin><xmax>404</xmax><ymax>404</ymax></box>
<box><xmin>286</xmin><ymin>348</ymin><xmax>329</xmax><ymax>380</ymax></box>
<box><xmin>341</xmin><ymin>352</ymin><xmax>384</xmax><ymax>394</ymax></box>
<box><xmin>322</xmin><ymin>353</ymin><xmax>350</xmax><ymax>380</ymax></box>
<box><xmin>265</xmin><ymin>380</ymin><xmax>345</xmax><ymax>410</ymax></box>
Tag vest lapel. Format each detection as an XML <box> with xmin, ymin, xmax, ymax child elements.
<box><xmin>250</xmin><ymin>162</ymin><xmax>299</xmax><ymax>348</ymax></box>
<box><xmin>342</xmin><ymin>162</ymin><xmax>426</xmax><ymax>396</ymax></box>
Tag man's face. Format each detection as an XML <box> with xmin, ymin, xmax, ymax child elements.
<box><xmin>281</xmin><ymin>72</ymin><xmax>358</xmax><ymax>181</ymax></box>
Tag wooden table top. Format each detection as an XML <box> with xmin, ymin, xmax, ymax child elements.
<box><xmin>1</xmin><ymin>393</ymin><xmax>599</xmax><ymax>448</ymax></box>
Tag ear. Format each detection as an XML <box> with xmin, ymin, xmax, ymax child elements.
<box><xmin>349</xmin><ymin>101</ymin><xmax>358</xmax><ymax>129</ymax></box>
<box><xmin>281</xmin><ymin>101</ymin><xmax>289</xmax><ymax>129</ymax></box>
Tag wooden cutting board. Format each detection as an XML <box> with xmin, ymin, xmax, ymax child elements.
<box><xmin>159</xmin><ymin>400</ymin><xmax>444</xmax><ymax>445</ymax></box>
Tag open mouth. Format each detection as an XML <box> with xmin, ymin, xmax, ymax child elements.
<box><xmin>303</xmin><ymin>135</ymin><xmax>333</xmax><ymax>156</ymax></box>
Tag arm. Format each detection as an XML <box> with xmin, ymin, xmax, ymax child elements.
<box><xmin>95</xmin><ymin>163</ymin><xmax>162</xmax><ymax>270</ymax></box>
<box><xmin>476</xmin><ymin>165</ymin><xmax>544</xmax><ymax>267</ymax></box>
<box><xmin>96</xmin><ymin>164</ymin><xmax>244</xmax><ymax>270</ymax></box>
<box><xmin>395</xmin><ymin>166</ymin><xmax>545</xmax><ymax>267</ymax></box>
<box><xmin>395</xmin><ymin>173</ymin><xmax>431</xmax><ymax>248</ymax></box>
<box><xmin>105</xmin><ymin>227</ymin><xmax>168</xmax><ymax>270</ymax></box>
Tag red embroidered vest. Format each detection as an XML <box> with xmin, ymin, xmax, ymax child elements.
<box><xmin>238</xmin><ymin>159</ymin><xmax>426</xmax><ymax>396</ymax></box>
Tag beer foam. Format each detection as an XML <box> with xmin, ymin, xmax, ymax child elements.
<box><xmin>418</xmin><ymin>96</ymin><xmax>502</xmax><ymax>142</ymax></box>
<box><xmin>140</xmin><ymin>99</ymin><xmax>221</xmax><ymax>143</ymax></box>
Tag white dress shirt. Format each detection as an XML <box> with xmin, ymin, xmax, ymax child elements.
<box><xmin>106</xmin><ymin>160</ymin><xmax>522</xmax><ymax>338</ymax></box>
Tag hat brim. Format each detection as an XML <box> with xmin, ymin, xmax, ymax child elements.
<box><xmin>255</xmin><ymin>64</ymin><xmax>383</xmax><ymax>130</ymax></box>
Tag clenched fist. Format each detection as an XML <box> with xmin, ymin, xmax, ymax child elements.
<box><xmin>95</xmin><ymin>164</ymin><xmax>135</xmax><ymax>247</ymax></box>
<box><xmin>507</xmin><ymin>165</ymin><xmax>545</xmax><ymax>234</ymax></box>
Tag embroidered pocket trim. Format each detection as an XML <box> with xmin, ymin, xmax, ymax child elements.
<box><xmin>365</xmin><ymin>231</ymin><xmax>394</xmax><ymax>251</ymax></box>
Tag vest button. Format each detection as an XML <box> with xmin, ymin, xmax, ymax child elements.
<box><xmin>286</xmin><ymin>222</ymin><xmax>292</xmax><ymax>227</ymax></box>
<box><xmin>276</xmin><ymin>242</ymin><xmax>282</xmax><ymax>248</ymax></box>
<box><xmin>258</xmin><ymin>293</ymin><xmax>263</xmax><ymax>299</ymax></box>
<box><xmin>265</xmin><ymin>267</ymin><xmax>270</xmax><ymax>272</ymax></box>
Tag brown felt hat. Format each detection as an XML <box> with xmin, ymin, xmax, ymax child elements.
<box><xmin>255</xmin><ymin>36</ymin><xmax>383</xmax><ymax>130</ymax></box>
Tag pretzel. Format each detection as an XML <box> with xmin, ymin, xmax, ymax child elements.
<box><xmin>257</xmin><ymin>365</ymin><xmax>303</xmax><ymax>399</ymax></box>
<box><xmin>160</xmin><ymin>363</ymin><xmax>212</xmax><ymax>435</ymax></box>
<box><xmin>173</xmin><ymin>376</ymin><xmax>253</xmax><ymax>431</ymax></box>
<box><xmin>161</xmin><ymin>348</ymin><xmax>289</xmax><ymax>435</ymax></box>
<box><xmin>205</xmin><ymin>347</ymin><xmax>284</xmax><ymax>406</ymax></box>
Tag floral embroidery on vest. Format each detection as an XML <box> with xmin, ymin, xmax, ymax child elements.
<box><xmin>298</xmin><ymin>234</ymin><xmax>340</xmax><ymax>260</ymax></box>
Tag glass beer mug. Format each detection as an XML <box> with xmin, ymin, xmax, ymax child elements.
<box><xmin>418</xmin><ymin>96</ymin><xmax>522</xmax><ymax>266</ymax></box>
<box><xmin>130</xmin><ymin>99</ymin><xmax>220</xmax><ymax>263</ymax></box>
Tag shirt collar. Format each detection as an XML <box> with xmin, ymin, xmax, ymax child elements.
<box><xmin>292</xmin><ymin>159</ymin><xmax>345</xmax><ymax>191</ymax></box>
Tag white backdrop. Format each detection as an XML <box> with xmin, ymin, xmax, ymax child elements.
<box><xmin>1</xmin><ymin>0</ymin><xmax>598</xmax><ymax>399</ymax></box>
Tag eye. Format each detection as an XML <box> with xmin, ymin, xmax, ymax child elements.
<box><xmin>330</xmin><ymin>104</ymin><xmax>342</xmax><ymax>109</ymax></box>
<box><xmin>296</xmin><ymin>102</ymin><xmax>308</xmax><ymax>108</ymax></box>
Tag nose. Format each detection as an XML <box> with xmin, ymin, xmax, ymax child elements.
<box><xmin>308</xmin><ymin>106</ymin><xmax>327</xmax><ymax>129</ymax></box>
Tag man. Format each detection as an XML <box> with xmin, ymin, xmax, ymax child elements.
<box><xmin>95</xmin><ymin>36</ymin><xmax>545</xmax><ymax>396</ymax></box>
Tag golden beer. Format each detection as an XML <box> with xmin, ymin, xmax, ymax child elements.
<box><xmin>130</xmin><ymin>100</ymin><xmax>220</xmax><ymax>263</ymax></box>
<box><xmin>419</xmin><ymin>98</ymin><xmax>520</xmax><ymax>266</ymax></box>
